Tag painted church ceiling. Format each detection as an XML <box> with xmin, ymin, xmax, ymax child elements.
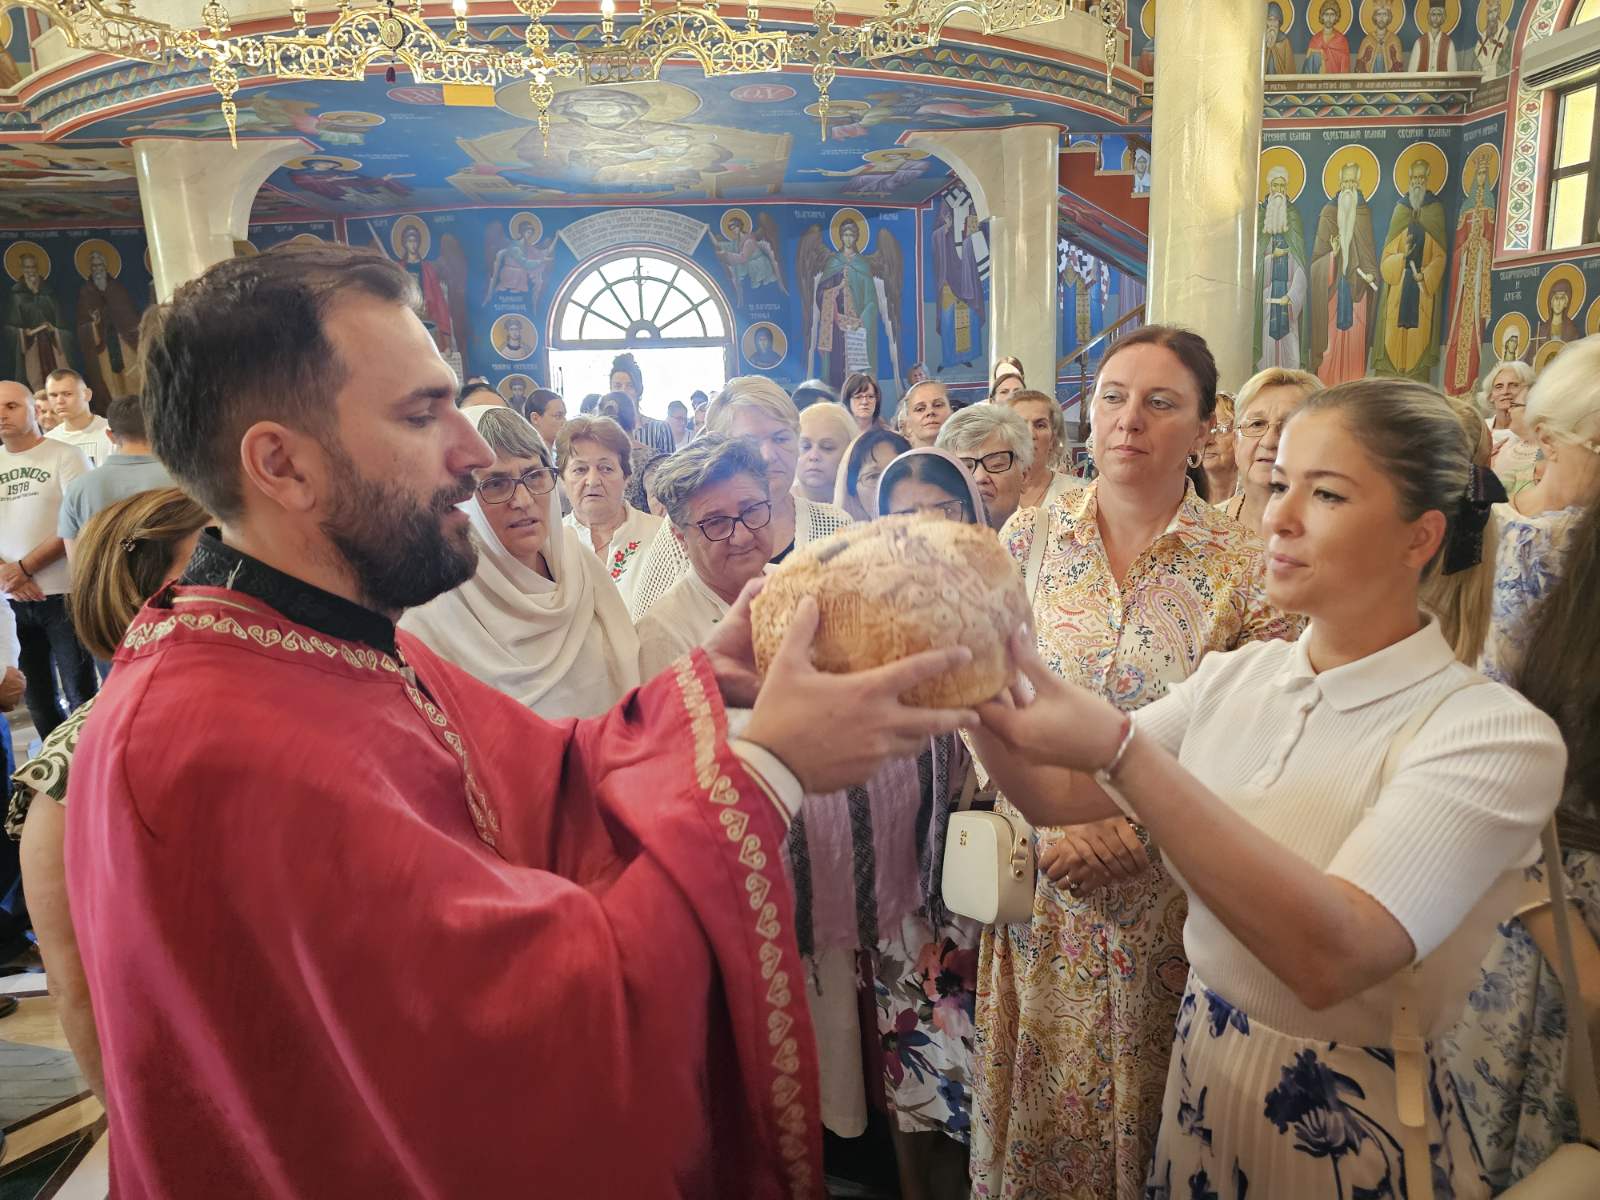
<box><xmin>2</xmin><ymin>61</ymin><xmax>1132</xmax><ymax>225</ymax></box>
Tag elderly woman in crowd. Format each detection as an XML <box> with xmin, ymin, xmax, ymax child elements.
<box><xmin>626</xmin><ymin>376</ymin><xmax>851</xmax><ymax>619</ymax></box>
<box><xmin>834</xmin><ymin>428</ymin><xmax>911</xmax><ymax>522</ymax></box>
<box><xmin>1444</xmin><ymin>337</ymin><xmax>1600</xmax><ymax>1190</ymax></box>
<box><xmin>901</xmin><ymin>380</ymin><xmax>954</xmax><ymax>449</ymax></box>
<box><xmin>972</xmin><ymin>326</ymin><xmax>1301</xmax><ymax>1200</ymax></box>
<box><xmin>1482</xmin><ymin>358</ymin><xmax>1534</xmax><ymax>450</ymax></box>
<box><xmin>633</xmin><ymin>436</ymin><xmax>774</xmax><ymax>679</ymax></box>
<box><xmin>401</xmin><ymin>408</ymin><xmax>639</xmax><ymax>719</ymax></box>
<box><xmin>1219</xmin><ymin>366</ymin><xmax>1323</xmax><ymax>534</ymax></box>
<box><xmin>1490</xmin><ymin>362</ymin><xmax>1542</xmax><ymax>497</ymax></box>
<box><xmin>794</xmin><ymin>401</ymin><xmax>859</xmax><ymax>505</ymax></box>
<box><xmin>556</xmin><ymin>415</ymin><xmax>663</xmax><ymax>606</ymax></box>
<box><xmin>841</xmin><ymin>372</ymin><xmax>887</xmax><ymax>435</ymax></box>
<box><xmin>973</xmin><ymin>376</ymin><xmax>1565</xmax><ymax>1200</ymax></box>
<box><xmin>793</xmin><ymin>445</ymin><xmax>986</xmax><ymax>1198</ymax></box>
<box><xmin>995</xmin><ymin>387</ymin><xmax>1086</xmax><ymax>511</ymax></box>
<box><xmin>935</xmin><ymin>403</ymin><xmax>1032</xmax><ymax>530</ymax></box>
<box><xmin>989</xmin><ymin>356</ymin><xmax>1026</xmax><ymax>403</ymax></box>
<box><xmin>11</xmin><ymin>486</ymin><xmax>208</xmax><ymax>1102</ymax></box>
<box><xmin>1200</xmin><ymin>391</ymin><xmax>1238</xmax><ymax>504</ymax></box>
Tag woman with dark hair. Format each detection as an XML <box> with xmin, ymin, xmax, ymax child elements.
<box><xmin>792</xmin><ymin>446</ymin><xmax>986</xmax><ymax>1197</ymax></box>
<box><xmin>973</xmin><ymin>378</ymin><xmax>1565</xmax><ymax>1200</ymax></box>
<box><xmin>841</xmin><ymin>373</ymin><xmax>885</xmax><ymax>434</ymax></box>
<box><xmin>12</xmin><ymin>486</ymin><xmax>209</xmax><ymax>1102</ymax></box>
<box><xmin>608</xmin><ymin>352</ymin><xmax>674</xmax><ymax>455</ymax></box>
<box><xmin>456</xmin><ymin>377</ymin><xmax>505</xmax><ymax>412</ymax></box>
<box><xmin>834</xmin><ymin>427</ymin><xmax>911</xmax><ymax>522</ymax></box>
<box><xmin>972</xmin><ymin>325</ymin><xmax>1302</xmax><ymax>1200</ymax></box>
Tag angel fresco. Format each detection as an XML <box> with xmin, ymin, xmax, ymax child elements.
<box><xmin>796</xmin><ymin>210</ymin><xmax>903</xmax><ymax>389</ymax></box>
<box><xmin>285</xmin><ymin>156</ymin><xmax>412</xmax><ymax>210</ymax></box>
<box><xmin>712</xmin><ymin>210</ymin><xmax>785</xmax><ymax>309</ymax></box>
<box><xmin>484</xmin><ymin>212</ymin><xmax>557</xmax><ymax>310</ymax></box>
<box><xmin>368</xmin><ymin>217</ymin><xmax>470</xmax><ymax>371</ymax></box>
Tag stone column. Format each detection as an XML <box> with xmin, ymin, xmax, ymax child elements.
<box><xmin>132</xmin><ymin>138</ymin><xmax>305</xmax><ymax>301</ymax></box>
<box><xmin>907</xmin><ymin>126</ymin><xmax>1059</xmax><ymax>395</ymax></box>
<box><xmin>1145</xmin><ymin>0</ymin><xmax>1267</xmax><ymax>388</ymax></box>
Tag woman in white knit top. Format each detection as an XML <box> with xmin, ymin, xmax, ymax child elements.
<box><xmin>974</xmin><ymin>379</ymin><xmax>1567</xmax><ymax>1199</ymax></box>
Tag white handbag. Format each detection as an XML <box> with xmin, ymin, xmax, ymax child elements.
<box><xmin>940</xmin><ymin>504</ymin><xmax>1051</xmax><ymax>926</ymax></box>
<box><xmin>1385</xmin><ymin>683</ymin><xmax>1600</xmax><ymax>1200</ymax></box>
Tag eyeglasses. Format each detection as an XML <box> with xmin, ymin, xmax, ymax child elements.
<box><xmin>957</xmin><ymin>450</ymin><xmax>1016</xmax><ymax>476</ymax></box>
<box><xmin>476</xmin><ymin>467</ymin><xmax>558</xmax><ymax>505</ymax></box>
<box><xmin>890</xmin><ymin>500</ymin><xmax>967</xmax><ymax>522</ymax></box>
<box><xmin>1238</xmin><ymin>416</ymin><xmax>1293</xmax><ymax>440</ymax></box>
<box><xmin>1209</xmin><ymin>422</ymin><xmax>1233</xmax><ymax>436</ymax></box>
<box><xmin>696</xmin><ymin>500</ymin><xmax>773</xmax><ymax>542</ymax></box>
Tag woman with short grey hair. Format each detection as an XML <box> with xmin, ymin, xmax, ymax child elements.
<box><xmin>634</xmin><ymin>435</ymin><xmax>774</xmax><ymax>679</ymax></box>
<box><xmin>401</xmin><ymin>407</ymin><xmax>640</xmax><ymax>718</ymax></box>
<box><xmin>935</xmin><ymin>404</ymin><xmax>1032</xmax><ymax>529</ymax></box>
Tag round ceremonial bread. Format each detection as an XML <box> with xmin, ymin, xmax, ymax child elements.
<box><xmin>751</xmin><ymin>515</ymin><xmax>1029</xmax><ymax>708</ymax></box>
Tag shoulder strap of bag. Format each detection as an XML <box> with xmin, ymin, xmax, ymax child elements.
<box><xmin>1023</xmin><ymin>501</ymin><xmax>1052</xmax><ymax>602</ymax></box>
<box><xmin>1542</xmin><ymin>820</ymin><xmax>1600</xmax><ymax>1145</ymax></box>
<box><xmin>955</xmin><ymin>759</ymin><xmax>979</xmax><ymax>813</ymax></box>
<box><xmin>1387</xmin><ymin>674</ymin><xmax>1492</xmax><ymax>1200</ymax></box>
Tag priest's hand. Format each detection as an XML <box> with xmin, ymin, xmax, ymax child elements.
<box><xmin>742</xmin><ymin>597</ymin><xmax>978</xmax><ymax>795</ymax></box>
<box><xmin>702</xmin><ymin>577</ymin><xmax>768</xmax><ymax>709</ymax></box>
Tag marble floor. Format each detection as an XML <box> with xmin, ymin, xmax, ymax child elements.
<box><xmin>0</xmin><ymin>955</ymin><xmax>106</xmax><ymax>1200</ymax></box>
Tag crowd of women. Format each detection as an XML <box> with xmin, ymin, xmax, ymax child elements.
<box><xmin>10</xmin><ymin>330</ymin><xmax>1599</xmax><ymax>1200</ymax></box>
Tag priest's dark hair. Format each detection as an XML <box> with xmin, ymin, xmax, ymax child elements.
<box><xmin>140</xmin><ymin>244</ymin><xmax>417</xmax><ymax>521</ymax></box>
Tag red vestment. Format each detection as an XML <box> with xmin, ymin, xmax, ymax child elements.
<box><xmin>66</xmin><ymin>585</ymin><xmax>822</xmax><ymax>1198</ymax></box>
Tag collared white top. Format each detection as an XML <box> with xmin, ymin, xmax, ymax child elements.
<box><xmin>1135</xmin><ymin>618</ymin><xmax>1565</xmax><ymax>1043</ymax></box>
<box><xmin>562</xmin><ymin>506</ymin><xmax>663</xmax><ymax>608</ymax></box>
<box><xmin>635</xmin><ymin>569</ymin><xmax>729</xmax><ymax>682</ymax></box>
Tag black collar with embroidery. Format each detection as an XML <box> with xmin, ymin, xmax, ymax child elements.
<box><xmin>178</xmin><ymin>531</ymin><xmax>399</xmax><ymax>657</ymax></box>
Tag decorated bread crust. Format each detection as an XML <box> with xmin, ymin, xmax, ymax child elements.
<box><xmin>751</xmin><ymin>515</ymin><xmax>1028</xmax><ymax>708</ymax></box>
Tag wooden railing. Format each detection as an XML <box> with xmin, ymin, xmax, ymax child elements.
<box><xmin>1057</xmin><ymin>303</ymin><xmax>1145</xmax><ymax>438</ymax></box>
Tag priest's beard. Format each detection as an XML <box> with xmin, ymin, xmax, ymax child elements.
<box><xmin>320</xmin><ymin>443</ymin><xmax>479</xmax><ymax>613</ymax></box>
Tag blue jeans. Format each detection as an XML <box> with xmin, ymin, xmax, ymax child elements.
<box><xmin>10</xmin><ymin>596</ymin><xmax>96</xmax><ymax>740</ymax></box>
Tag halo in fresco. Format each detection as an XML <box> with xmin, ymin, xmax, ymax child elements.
<box><xmin>804</xmin><ymin>99</ymin><xmax>868</xmax><ymax>125</ymax></box>
<box><xmin>233</xmin><ymin>240</ymin><xmax>259</xmax><ymax>257</ymax></box>
<box><xmin>1472</xmin><ymin>0</ymin><xmax>1510</xmax><ymax>35</ymax></box>
<box><xmin>498</xmin><ymin>373</ymin><xmax>536</xmax><ymax>402</ymax></box>
<box><xmin>0</xmin><ymin>11</ymin><xmax>11</xmax><ymax>43</ymax></box>
<box><xmin>491</xmin><ymin>313</ymin><xmax>538</xmax><ymax>360</ymax></box>
<box><xmin>1461</xmin><ymin>142</ymin><xmax>1500</xmax><ymax>192</ymax></box>
<box><xmin>829</xmin><ymin>207</ymin><xmax>871</xmax><ymax>252</ymax></box>
<box><xmin>390</xmin><ymin>214</ymin><xmax>431</xmax><ymax>260</ymax></box>
<box><xmin>73</xmin><ymin>238</ymin><xmax>122</xmax><ymax>279</ymax></box>
<box><xmin>3</xmin><ymin>241</ymin><xmax>49</xmax><ymax>281</ymax></box>
<box><xmin>1588</xmin><ymin>297</ymin><xmax>1600</xmax><ymax>338</ymax></box>
<box><xmin>1476</xmin><ymin>0</ymin><xmax>1507</xmax><ymax>34</ymax></box>
<box><xmin>1392</xmin><ymin>141</ymin><xmax>1448</xmax><ymax>195</ymax></box>
<box><xmin>1305</xmin><ymin>0</ymin><xmax>1353</xmax><ymax>33</ymax></box>
<box><xmin>1492</xmin><ymin>312</ymin><xmax>1529</xmax><ymax>360</ymax></box>
<box><xmin>1258</xmin><ymin>146</ymin><xmax>1307</xmax><ymax>203</ymax></box>
<box><xmin>742</xmin><ymin>321</ymin><xmax>787</xmax><ymax>368</ymax></box>
<box><xmin>721</xmin><ymin>207</ymin><xmax>755</xmax><ymax>239</ymax></box>
<box><xmin>1358</xmin><ymin>0</ymin><xmax>1403</xmax><ymax>35</ymax></box>
<box><xmin>318</xmin><ymin>111</ymin><xmax>384</xmax><ymax>130</ymax></box>
<box><xmin>1533</xmin><ymin>340</ymin><xmax>1567</xmax><ymax>372</ymax></box>
<box><xmin>1140</xmin><ymin>0</ymin><xmax>1155</xmax><ymax>39</ymax></box>
<box><xmin>285</xmin><ymin>233</ymin><xmax>325</xmax><ymax>246</ymax></box>
<box><xmin>508</xmin><ymin>212</ymin><xmax>544</xmax><ymax>242</ymax></box>
<box><xmin>284</xmin><ymin>154</ymin><xmax>363</xmax><ymax>172</ymax></box>
<box><xmin>1267</xmin><ymin>0</ymin><xmax>1295</xmax><ymax>31</ymax></box>
<box><xmin>1412</xmin><ymin>0</ymin><xmax>1461</xmax><ymax>35</ymax></box>
<box><xmin>1321</xmin><ymin>144</ymin><xmax>1380</xmax><ymax>200</ymax></box>
<box><xmin>1537</xmin><ymin>263</ymin><xmax>1586</xmax><ymax>322</ymax></box>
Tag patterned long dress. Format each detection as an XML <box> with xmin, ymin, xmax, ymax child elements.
<box><xmin>1443</xmin><ymin>503</ymin><xmax>1597</xmax><ymax>1190</ymax></box>
<box><xmin>972</xmin><ymin>482</ymin><xmax>1301</xmax><ymax>1199</ymax></box>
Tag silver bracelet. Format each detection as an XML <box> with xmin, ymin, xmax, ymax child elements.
<box><xmin>1093</xmin><ymin>715</ymin><xmax>1140</xmax><ymax>821</ymax></box>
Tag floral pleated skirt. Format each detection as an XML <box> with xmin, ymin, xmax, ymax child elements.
<box><xmin>1146</xmin><ymin>972</ymin><xmax>1489</xmax><ymax>1200</ymax></box>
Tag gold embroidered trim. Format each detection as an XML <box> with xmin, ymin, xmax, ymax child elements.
<box><xmin>123</xmin><ymin>606</ymin><xmax>500</xmax><ymax>850</ymax></box>
<box><xmin>670</xmin><ymin>657</ymin><xmax>814</xmax><ymax>1199</ymax></box>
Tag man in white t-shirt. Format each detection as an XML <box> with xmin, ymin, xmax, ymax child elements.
<box><xmin>44</xmin><ymin>369</ymin><xmax>116</xmax><ymax>468</ymax></box>
<box><xmin>0</xmin><ymin>381</ymin><xmax>96</xmax><ymax>737</ymax></box>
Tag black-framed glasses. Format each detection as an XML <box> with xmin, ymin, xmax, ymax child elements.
<box><xmin>890</xmin><ymin>499</ymin><xmax>967</xmax><ymax>522</ymax></box>
<box><xmin>476</xmin><ymin>467</ymin><xmax>558</xmax><ymax>505</ymax></box>
<box><xmin>957</xmin><ymin>450</ymin><xmax>1016</xmax><ymax>476</ymax></box>
<box><xmin>1238</xmin><ymin>416</ymin><xmax>1293</xmax><ymax>440</ymax></box>
<box><xmin>696</xmin><ymin>500</ymin><xmax>773</xmax><ymax>542</ymax></box>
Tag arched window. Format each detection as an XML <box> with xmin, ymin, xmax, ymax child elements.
<box><xmin>1548</xmin><ymin>83</ymin><xmax>1599</xmax><ymax>249</ymax></box>
<box><xmin>552</xmin><ymin>251</ymin><xmax>729</xmax><ymax>348</ymax></box>
<box><xmin>547</xmin><ymin>251</ymin><xmax>732</xmax><ymax>416</ymax></box>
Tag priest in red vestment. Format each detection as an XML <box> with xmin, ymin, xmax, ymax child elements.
<box><xmin>65</xmin><ymin>245</ymin><xmax>979</xmax><ymax>1198</ymax></box>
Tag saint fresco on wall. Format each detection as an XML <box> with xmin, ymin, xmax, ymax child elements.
<box><xmin>1256</xmin><ymin>147</ymin><xmax>1310</xmax><ymax>371</ymax></box>
<box><xmin>1308</xmin><ymin>145</ymin><xmax>1379</xmax><ymax>384</ymax></box>
<box><xmin>712</xmin><ymin>210</ymin><xmax>785</xmax><ymax>308</ymax></box>
<box><xmin>1441</xmin><ymin>141</ymin><xmax>1497</xmax><ymax>395</ymax></box>
<box><xmin>1371</xmin><ymin>142</ymin><xmax>1449</xmax><ymax>382</ymax></box>
<box><xmin>1355</xmin><ymin>0</ymin><xmax>1409</xmax><ymax>72</ymax></box>
<box><xmin>932</xmin><ymin>184</ymin><xmax>987</xmax><ymax>370</ymax></box>
<box><xmin>73</xmin><ymin>238</ymin><xmax>141</xmax><ymax>402</ymax></box>
<box><xmin>3</xmin><ymin>241</ymin><xmax>72</xmax><ymax>390</ymax></box>
<box><xmin>797</xmin><ymin>209</ymin><xmax>904</xmax><ymax>389</ymax></box>
<box><xmin>1532</xmin><ymin>264</ymin><xmax>1585</xmax><ymax>359</ymax></box>
<box><xmin>485</xmin><ymin>212</ymin><xmax>557</xmax><ymax>312</ymax></box>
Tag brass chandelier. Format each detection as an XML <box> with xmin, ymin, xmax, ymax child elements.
<box><xmin>17</xmin><ymin>0</ymin><xmax>1125</xmax><ymax>145</ymax></box>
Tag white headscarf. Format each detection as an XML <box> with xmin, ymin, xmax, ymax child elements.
<box><xmin>400</xmin><ymin>414</ymin><xmax>641</xmax><ymax>720</ymax></box>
